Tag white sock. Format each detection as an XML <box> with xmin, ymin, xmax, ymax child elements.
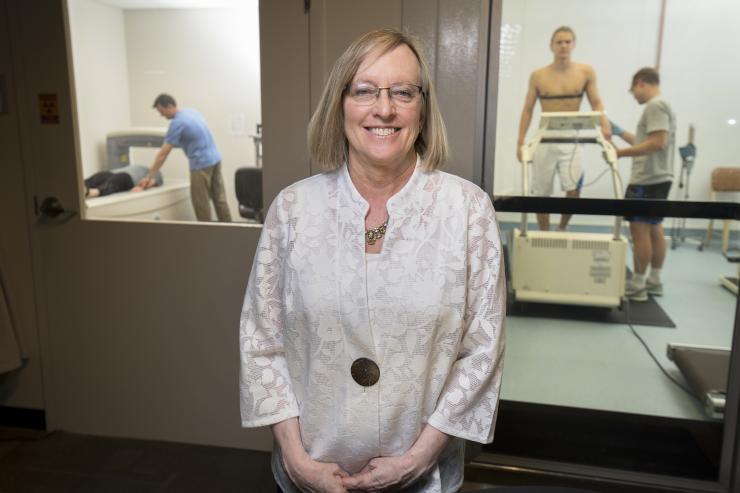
<box><xmin>632</xmin><ymin>272</ymin><xmax>646</xmax><ymax>288</ymax></box>
<box><xmin>648</xmin><ymin>268</ymin><xmax>661</xmax><ymax>284</ymax></box>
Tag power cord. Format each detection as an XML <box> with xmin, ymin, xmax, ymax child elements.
<box><xmin>567</xmin><ymin>130</ymin><xmax>580</xmax><ymax>186</ymax></box>
<box><xmin>580</xmin><ymin>166</ymin><xmax>612</xmax><ymax>188</ymax></box>
<box><xmin>623</xmin><ymin>298</ymin><xmax>703</xmax><ymax>403</ymax></box>
<box><xmin>565</xmin><ymin>129</ymin><xmax>625</xmax><ymax>190</ymax></box>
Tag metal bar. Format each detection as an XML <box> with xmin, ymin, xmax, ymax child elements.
<box><xmin>655</xmin><ymin>0</ymin><xmax>667</xmax><ymax>70</ymax></box>
<box><xmin>467</xmin><ymin>455</ymin><xmax>724</xmax><ymax>492</ymax></box>
<box><xmin>492</xmin><ymin>196</ymin><xmax>740</xmax><ymax>220</ymax></box>
<box><xmin>540</xmin><ymin>137</ymin><xmax>599</xmax><ymax>144</ymax></box>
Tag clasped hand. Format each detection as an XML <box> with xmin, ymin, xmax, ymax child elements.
<box><xmin>287</xmin><ymin>454</ymin><xmax>426</xmax><ymax>493</ymax></box>
<box><xmin>342</xmin><ymin>455</ymin><xmax>426</xmax><ymax>492</ymax></box>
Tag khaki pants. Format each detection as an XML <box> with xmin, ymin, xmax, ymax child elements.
<box><xmin>190</xmin><ymin>163</ymin><xmax>232</xmax><ymax>222</ymax></box>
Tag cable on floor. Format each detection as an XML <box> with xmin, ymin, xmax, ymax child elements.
<box><xmin>623</xmin><ymin>298</ymin><xmax>702</xmax><ymax>403</ymax></box>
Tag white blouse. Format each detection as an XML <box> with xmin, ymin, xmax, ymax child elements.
<box><xmin>239</xmin><ymin>160</ymin><xmax>506</xmax><ymax>493</ymax></box>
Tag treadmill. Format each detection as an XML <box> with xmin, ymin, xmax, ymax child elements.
<box><xmin>510</xmin><ymin>111</ymin><xmax>627</xmax><ymax>308</ymax></box>
<box><xmin>667</xmin><ymin>343</ymin><xmax>730</xmax><ymax>419</ymax></box>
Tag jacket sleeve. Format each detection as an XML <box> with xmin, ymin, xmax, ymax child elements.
<box><xmin>239</xmin><ymin>191</ymin><xmax>300</xmax><ymax>428</ymax></box>
<box><xmin>427</xmin><ymin>191</ymin><xmax>506</xmax><ymax>443</ymax></box>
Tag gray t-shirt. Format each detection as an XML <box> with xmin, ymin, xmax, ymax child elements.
<box><xmin>630</xmin><ymin>97</ymin><xmax>676</xmax><ymax>185</ymax></box>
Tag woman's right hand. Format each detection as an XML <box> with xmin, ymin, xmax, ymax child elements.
<box><xmin>282</xmin><ymin>453</ymin><xmax>349</xmax><ymax>493</ymax></box>
<box><xmin>272</xmin><ymin>417</ymin><xmax>349</xmax><ymax>493</ymax></box>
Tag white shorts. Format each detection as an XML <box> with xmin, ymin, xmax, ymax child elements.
<box><xmin>531</xmin><ymin>142</ymin><xmax>584</xmax><ymax>197</ymax></box>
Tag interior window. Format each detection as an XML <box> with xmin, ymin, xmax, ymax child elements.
<box><xmin>67</xmin><ymin>0</ymin><xmax>262</xmax><ymax>224</ymax></box>
<box><xmin>485</xmin><ymin>0</ymin><xmax>740</xmax><ymax>484</ymax></box>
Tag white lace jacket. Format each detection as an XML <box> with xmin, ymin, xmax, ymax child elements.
<box><xmin>239</xmin><ymin>161</ymin><xmax>506</xmax><ymax>493</ymax></box>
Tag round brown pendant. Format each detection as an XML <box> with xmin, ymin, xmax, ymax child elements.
<box><xmin>351</xmin><ymin>358</ymin><xmax>380</xmax><ymax>387</ymax></box>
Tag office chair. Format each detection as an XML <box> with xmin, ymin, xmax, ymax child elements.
<box><xmin>235</xmin><ymin>167</ymin><xmax>264</xmax><ymax>223</ymax></box>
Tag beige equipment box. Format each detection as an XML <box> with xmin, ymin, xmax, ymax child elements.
<box><xmin>511</xmin><ymin>112</ymin><xmax>626</xmax><ymax>308</ymax></box>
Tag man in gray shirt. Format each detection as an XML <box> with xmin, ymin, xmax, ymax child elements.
<box><xmin>612</xmin><ymin>67</ymin><xmax>676</xmax><ymax>302</ymax></box>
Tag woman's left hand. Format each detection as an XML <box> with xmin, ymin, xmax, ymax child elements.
<box><xmin>342</xmin><ymin>424</ymin><xmax>450</xmax><ymax>491</ymax></box>
<box><xmin>340</xmin><ymin>455</ymin><xmax>423</xmax><ymax>492</ymax></box>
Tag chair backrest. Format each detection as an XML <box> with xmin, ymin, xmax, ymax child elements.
<box><xmin>711</xmin><ymin>167</ymin><xmax>740</xmax><ymax>192</ymax></box>
<box><xmin>234</xmin><ymin>167</ymin><xmax>263</xmax><ymax>222</ymax></box>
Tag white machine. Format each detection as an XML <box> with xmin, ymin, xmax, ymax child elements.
<box><xmin>511</xmin><ymin>111</ymin><xmax>627</xmax><ymax>307</ymax></box>
<box><xmin>85</xmin><ymin>128</ymin><xmax>195</xmax><ymax>222</ymax></box>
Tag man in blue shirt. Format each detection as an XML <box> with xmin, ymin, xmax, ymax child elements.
<box><xmin>140</xmin><ymin>94</ymin><xmax>231</xmax><ymax>222</ymax></box>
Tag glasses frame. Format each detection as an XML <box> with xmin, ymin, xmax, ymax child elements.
<box><xmin>345</xmin><ymin>82</ymin><xmax>424</xmax><ymax>106</ymax></box>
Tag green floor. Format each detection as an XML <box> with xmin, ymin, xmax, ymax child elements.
<box><xmin>501</xmin><ymin>228</ymin><xmax>736</xmax><ymax>421</ymax></box>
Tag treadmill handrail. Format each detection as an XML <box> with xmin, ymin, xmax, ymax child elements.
<box><xmin>519</xmin><ymin>111</ymin><xmax>622</xmax><ymax>238</ymax></box>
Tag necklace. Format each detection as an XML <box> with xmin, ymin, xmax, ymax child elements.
<box><xmin>365</xmin><ymin>218</ymin><xmax>388</xmax><ymax>246</ymax></box>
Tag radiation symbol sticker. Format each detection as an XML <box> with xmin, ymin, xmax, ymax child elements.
<box><xmin>38</xmin><ymin>93</ymin><xmax>60</xmax><ymax>124</ymax></box>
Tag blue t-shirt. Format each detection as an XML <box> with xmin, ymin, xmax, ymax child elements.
<box><xmin>165</xmin><ymin>108</ymin><xmax>221</xmax><ymax>171</ymax></box>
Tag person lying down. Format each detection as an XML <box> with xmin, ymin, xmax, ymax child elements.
<box><xmin>84</xmin><ymin>165</ymin><xmax>163</xmax><ymax>198</ymax></box>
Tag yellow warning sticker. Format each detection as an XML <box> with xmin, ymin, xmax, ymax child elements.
<box><xmin>39</xmin><ymin>93</ymin><xmax>60</xmax><ymax>124</ymax></box>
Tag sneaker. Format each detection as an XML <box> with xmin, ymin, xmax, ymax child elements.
<box><xmin>625</xmin><ymin>282</ymin><xmax>648</xmax><ymax>302</ymax></box>
<box><xmin>646</xmin><ymin>280</ymin><xmax>663</xmax><ymax>296</ymax></box>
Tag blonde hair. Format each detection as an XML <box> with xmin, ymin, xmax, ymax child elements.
<box><xmin>307</xmin><ymin>28</ymin><xmax>448</xmax><ymax>171</ymax></box>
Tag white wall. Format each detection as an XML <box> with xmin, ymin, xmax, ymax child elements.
<box><xmin>492</xmin><ymin>0</ymin><xmax>740</xmax><ymax>229</ymax></box>
<box><xmin>68</xmin><ymin>0</ymin><xmax>131</xmax><ymax>178</ymax></box>
<box><xmin>660</xmin><ymin>0</ymin><xmax>740</xmax><ymax>205</ymax></box>
<box><xmin>124</xmin><ymin>7</ymin><xmax>262</xmax><ymax>221</ymax></box>
<box><xmin>494</xmin><ymin>0</ymin><xmax>660</xmax><ymax>204</ymax></box>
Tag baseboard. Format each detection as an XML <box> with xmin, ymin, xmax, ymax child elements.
<box><xmin>0</xmin><ymin>406</ymin><xmax>46</xmax><ymax>430</ymax></box>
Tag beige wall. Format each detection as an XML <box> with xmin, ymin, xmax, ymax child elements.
<box><xmin>125</xmin><ymin>7</ymin><xmax>262</xmax><ymax>220</ymax></box>
<box><xmin>259</xmin><ymin>1</ymin><xmax>311</xmax><ymax>205</ymax></box>
<box><xmin>67</xmin><ymin>0</ymin><xmax>131</xmax><ymax>177</ymax></box>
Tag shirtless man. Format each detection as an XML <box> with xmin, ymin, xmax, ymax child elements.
<box><xmin>517</xmin><ymin>26</ymin><xmax>611</xmax><ymax>231</ymax></box>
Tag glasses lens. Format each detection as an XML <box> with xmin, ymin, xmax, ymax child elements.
<box><xmin>389</xmin><ymin>84</ymin><xmax>420</xmax><ymax>103</ymax></box>
<box><xmin>349</xmin><ymin>83</ymin><xmax>377</xmax><ymax>103</ymax></box>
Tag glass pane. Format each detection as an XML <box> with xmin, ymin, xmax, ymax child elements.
<box><xmin>492</xmin><ymin>0</ymin><xmax>740</xmax><ymax>209</ymax></box>
<box><xmin>66</xmin><ymin>0</ymin><xmax>262</xmax><ymax>224</ymax></box>
<box><xmin>487</xmin><ymin>2</ymin><xmax>739</xmax><ymax>480</ymax></box>
<box><xmin>483</xmin><ymin>206</ymin><xmax>736</xmax><ymax>481</ymax></box>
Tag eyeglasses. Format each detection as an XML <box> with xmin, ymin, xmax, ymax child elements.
<box><xmin>346</xmin><ymin>82</ymin><xmax>423</xmax><ymax>105</ymax></box>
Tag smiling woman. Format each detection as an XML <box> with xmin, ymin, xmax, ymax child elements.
<box><xmin>239</xmin><ymin>28</ymin><xmax>506</xmax><ymax>493</ymax></box>
<box><xmin>341</xmin><ymin>44</ymin><xmax>425</xmax><ymax>247</ymax></box>
<box><xmin>342</xmin><ymin>46</ymin><xmax>423</xmax><ymax>172</ymax></box>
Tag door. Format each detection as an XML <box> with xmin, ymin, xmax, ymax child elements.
<box><xmin>5</xmin><ymin>0</ymin><xmax>279</xmax><ymax>450</ymax></box>
<box><xmin>0</xmin><ymin>0</ymin><xmax>44</xmax><ymax>413</ymax></box>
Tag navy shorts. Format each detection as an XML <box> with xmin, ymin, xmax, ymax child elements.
<box><xmin>625</xmin><ymin>181</ymin><xmax>672</xmax><ymax>224</ymax></box>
